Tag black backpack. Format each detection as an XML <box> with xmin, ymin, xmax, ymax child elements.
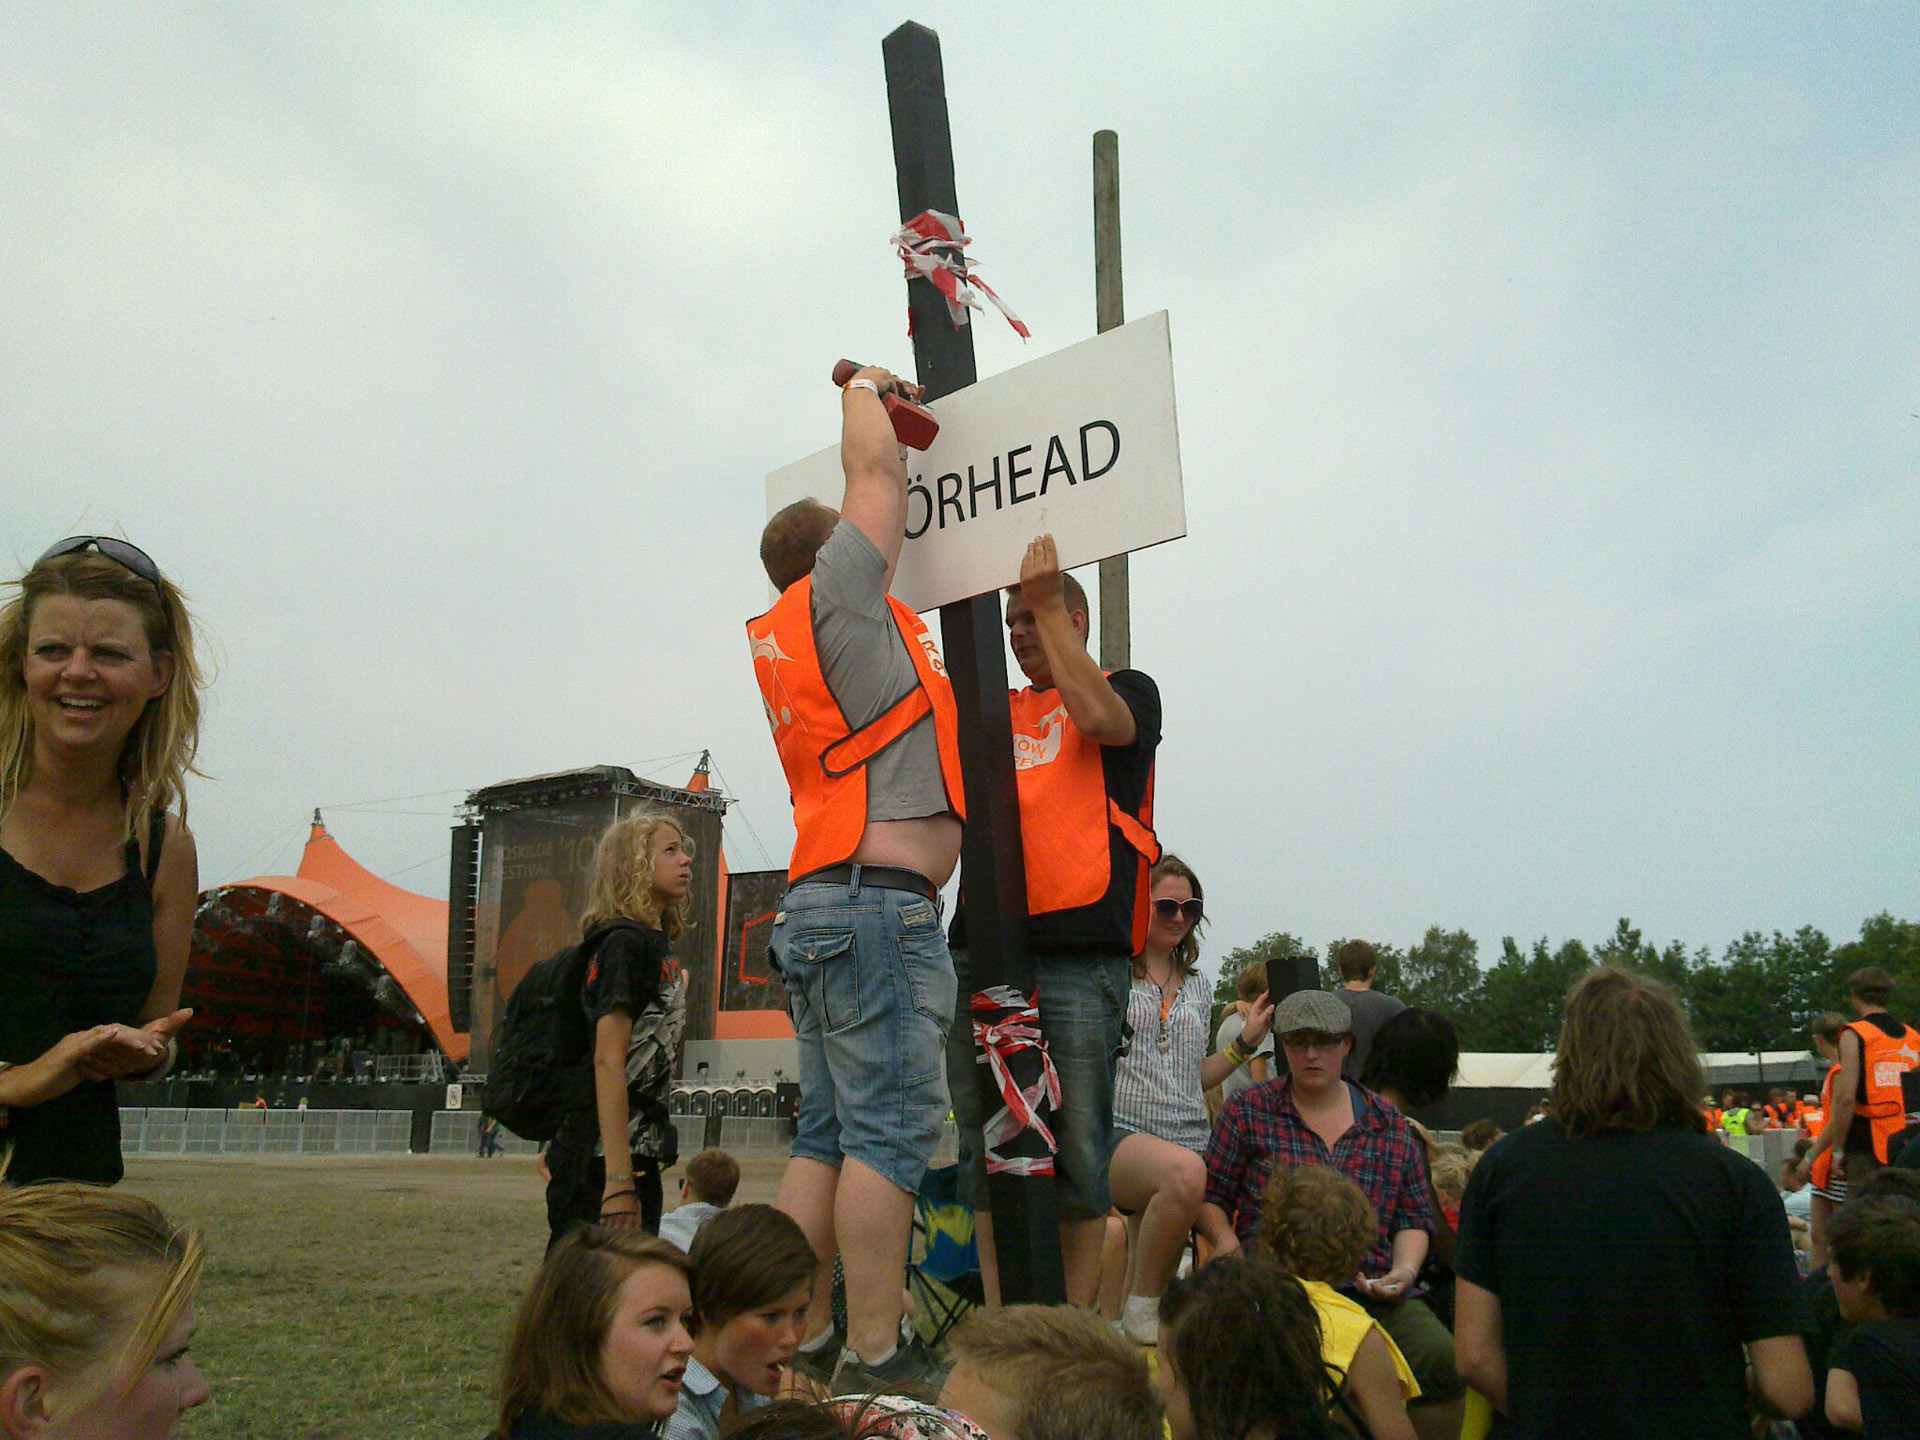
<box><xmin>481</xmin><ymin>921</ymin><xmax>636</xmax><ymax>1141</ymax></box>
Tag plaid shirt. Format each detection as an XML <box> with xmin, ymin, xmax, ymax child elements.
<box><xmin>1204</xmin><ymin>1075</ymin><xmax>1438</xmax><ymax>1276</ymax></box>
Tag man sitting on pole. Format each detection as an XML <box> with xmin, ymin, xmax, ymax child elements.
<box><xmin>749</xmin><ymin>363</ymin><xmax>964</xmax><ymax>1395</ymax></box>
<box><xmin>945</xmin><ymin>533</ymin><xmax>1160</xmax><ymax>1309</ymax></box>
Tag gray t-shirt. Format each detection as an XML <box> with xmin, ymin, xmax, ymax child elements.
<box><xmin>809</xmin><ymin>521</ymin><xmax>951</xmax><ymax>823</ymax></box>
<box><xmin>1215</xmin><ymin>1008</ymin><xmax>1275</xmax><ymax>1104</ymax></box>
<box><xmin>1335</xmin><ymin>986</ymin><xmax>1406</xmax><ymax>1081</ymax></box>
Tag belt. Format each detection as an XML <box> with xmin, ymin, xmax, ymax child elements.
<box><xmin>792</xmin><ymin>863</ymin><xmax>939</xmax><ymax>903</ymax></box>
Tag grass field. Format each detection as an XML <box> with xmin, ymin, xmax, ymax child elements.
<box><xmin>120</xmin><ymin>1154</ymin><xmax>788</xmax><ymax>1440</ymax></box>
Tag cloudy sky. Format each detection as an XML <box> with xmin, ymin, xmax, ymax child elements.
<box><xmin>6</xmin><ymin>4</ymin><xmax>1915</xmax><ymax>970</ymax></box>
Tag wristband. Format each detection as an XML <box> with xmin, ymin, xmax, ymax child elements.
<box><xmin>1221</xmin><ymin>1041</ymin><xmax>1247</xmax><ymax>1068</ymax></box>
<box><xmin>844</xmin><ymin>378</ymin><xmax>882</xmax><ymax>397</ymax></box>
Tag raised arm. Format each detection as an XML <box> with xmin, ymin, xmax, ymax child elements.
<box><xmin>837</xmin><ymin>366</ymin><xmax>920</xmax><ymax>586</ymax></box>
<box><xmin>1019</xmin><ymin>534</ymin><xmax>1135</xmax><ymax>744</ymax></box>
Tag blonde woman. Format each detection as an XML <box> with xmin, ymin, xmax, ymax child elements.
<box><xmin>1108</xmin><ymin>855</ymin><xmax>1273</xmax><ymax>1344</ymax></box>
<box><xmin>495</xmin><ymin>1228</ymin><xmax>695</xmax><ymax>1439</ymax></box>
<box><xmin>0</xmin><ymin>538</ymin><xmax>204</xmax><ymax>1185</ymax></box>
<box><xmin>546</xmin><ymin>812</ymin><xmax>694</xmax><ymax>1246</ymax></box>
<box><xmin>0</xmin><ymin>1182</ymin><xmax>210</xmax><ymax>1439</ymax></box>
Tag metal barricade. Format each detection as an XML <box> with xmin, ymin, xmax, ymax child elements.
<box><xmin>717</xmin><ymin>1115</ymin><xmax>789</xmax><ymax>1160</ymax></box>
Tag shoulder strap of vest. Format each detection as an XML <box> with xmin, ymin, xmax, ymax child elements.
<box><xmin>820</xmin><ymin>686</ymin><xmax>934</xmax><ymax>780</ymax></box>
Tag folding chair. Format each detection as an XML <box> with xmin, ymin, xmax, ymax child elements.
<box><xmin>908</xmin><ymin>1162</ymin><xmax>984</xmax><ymax>1348</ymax></box>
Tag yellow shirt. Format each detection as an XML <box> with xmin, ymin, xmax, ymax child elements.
<box><xmin>1301</xmin><ymin>1279</ymin><xmax>1421</xmax><ymax>1403</ymax></box>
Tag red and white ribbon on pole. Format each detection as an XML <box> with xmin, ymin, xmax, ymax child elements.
<box><xmin>893</xmin><ymin>210</ymin><xmax>1031</xmax><ymax>340</ymax></box>
<box><xmin>970</xmin><ymin>984</ymin><xmax>1060</xmax><ymax>1176</ymax></box>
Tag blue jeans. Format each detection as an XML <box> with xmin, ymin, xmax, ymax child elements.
<box><xmin>771</xmin><ymin>872</ymin><xmax>955</xmax><ymax>1195</ymax></box>
<box><xmin>945</xmin><ymin>949</ymin><xmax>1132</xmax><ymax>1221</ymax></box>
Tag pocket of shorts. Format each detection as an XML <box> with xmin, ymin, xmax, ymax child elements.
<box><xmin>786</xmin><ymin>929</ymin><xmax>859</xmax><ymax>1033</ymax></box>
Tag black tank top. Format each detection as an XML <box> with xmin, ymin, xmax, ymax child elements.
<box><xmin>0</xmin><ymin>814</ymin><xmax>164</xmax><ymax>1185</ymax></box>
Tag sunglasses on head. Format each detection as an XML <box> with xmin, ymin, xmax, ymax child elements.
<box><xmin>35</xmin><ymin>536</ymin><xmax>166</xmax><ymax>602</ymax></box>
<box><xmin>1152</xmin><ymin>897</ymin><xmax>1204</xmax><ymax>924</ymax></box>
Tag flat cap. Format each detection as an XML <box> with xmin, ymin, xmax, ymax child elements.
<box><xmin>1272</xmin><ymin>988</ymin><xmax>1352</xmax><ymax>1036</ymax></box>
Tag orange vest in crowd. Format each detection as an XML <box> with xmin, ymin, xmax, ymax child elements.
<box><xmin>1008</xmin><ymin>685</ymin><xmax>1160</xmax><ymax>953</ymax></box>
<box><xmin>749</xmin><ymin>577</ymin><xmax>965</xmax><ymax>881</ymax></box>
<box><xmin>1810</xmin><ymin>1063</ymin><xmax>1840</xmax><ymax>1191</ymax></box>
<box><xmin>1704</xmin><ymin>1106</ymin><xmax>1723</xmax><ymax>1131</ymax></box>
<box><xmin>1847</xmin><ymin>1016</ymin><xmax>1920</xmax><ymax>1163</ymax></box>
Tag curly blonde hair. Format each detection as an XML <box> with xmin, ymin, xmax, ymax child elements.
<box><xmin>1258</xmin><ymin>1163</ymin><xmax>1376</xmax><ymax>1285</ymax></box>
<box><xmin>0</xmin><ymin>549</ymin><xmax>205</xmax><ymax>840</ymax></box>
<box><xmin>579</xmin><ymin>811</ymin><xmax>692</xmax><ymax>939</ymax></box>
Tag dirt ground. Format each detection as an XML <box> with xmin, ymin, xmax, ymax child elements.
<box><xmin>119</xmin><ymin>1153</ymin><xmax>789</xmax><ymax>1440</ymax></box>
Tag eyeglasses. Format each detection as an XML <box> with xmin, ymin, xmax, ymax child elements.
<box><xmin>1280</xmin><ymin>1031</ymin><xmax>1347</xmax><ymax>1052</ymax></box>
<box><xmin>36</xmin><ymin>536</ymin><xmax>166</xmax><ymax>603</ymax></box>
<box><xmin>1152</xmin><ymin>897</ymin><xmax>1204</xmax><ymax>924</ymax></box>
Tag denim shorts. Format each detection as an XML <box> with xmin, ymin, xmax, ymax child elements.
<box><xmin>770</xmin><ymin>873</ymin><xmax>955</xmax><ymax>1196</ymax></box>
<box><xmin>945</xmin><ymin>949</ymin><xmax>1131</xmax><ymax>1221</ymax></box>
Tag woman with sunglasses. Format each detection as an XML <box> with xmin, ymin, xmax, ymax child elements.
<box><xmin>1106</xmin><ymin>855</ymin><xmax>1273</xmax><ymax>1344</ymax></box>
<box><xmin>0</xmin><ymin>537</ymin><xmax>204</xmax><ymax>1185</ymax></box>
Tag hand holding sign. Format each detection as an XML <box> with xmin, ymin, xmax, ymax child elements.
<box><xmin>833</xmin><ymin>358</ymin><xmax>941</xmax><ymax>451</ymax></box>
<box><xmin>1019</xmin><ymin>534</ymin><xmax>1066</xmax><ymax>613</ymax></box>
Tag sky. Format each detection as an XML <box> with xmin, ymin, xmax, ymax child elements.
<box><xmin>5</xmin><ymin>4</ymin><xmax>1915</xmax><ymax>973</ymax></box>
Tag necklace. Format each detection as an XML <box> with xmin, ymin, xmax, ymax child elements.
<box><xmin>1146</xmin><ymin>964</ymin><xmax>1177</xmax><ymax>1052</ymax></box>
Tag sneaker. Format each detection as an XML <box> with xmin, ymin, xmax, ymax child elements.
<box><xmin>830</xmin><ymin>1339</ymin><xmax>947</xmax><ymax>1400</ymax></box>
<box><xmin>792</xmin><ymin>1332</ymin><xmax>844</xmax><ymax>1387</ymax></box>
<box><xmin>1120</xmin><ymin>1296</ymin><xmax>1160</xmax><ymax>1347</ymax></box>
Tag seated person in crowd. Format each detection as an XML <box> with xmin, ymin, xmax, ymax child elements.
<box><xmin>660</xmin><ymin>1148</ymin><xmax>742</xmax><ymax>1253</ymax></box>
<box><xmin>667</xmin><ymin>1205</ymin><xmax>817</xmax><ymax>1440</ymax></box>
<box><xmin>1458</xmin><ymin>1119</ymin><xmax>1502</xmax><ymax>1154</ymax></box>
<box><xmin>723</xmin><ymin>1396</ymin><xmax>990</xmax><ymax>1440</ymax></box>
<box><xmin>1823</xmin><ymin>1196</ymin><xmax>1920</xmax><ymax>1437</ymax></box>
<box><xmin>1213</xmin><ymin>959</ymin><xmax>1274</xmax><ymax>1107</ymax></box>
<box><xmin>1782</xmin><ymin>1140</ymin><xmax>1816</xmax><ymax>1251</ymax></box>
<box><xmin>493</xmin><ymin>1229</ymin><xmax>694</xmax><ymax>1439</ymax></box>
<box><xmin>938</xmin><ymin>1304</ymin><xmax>1160</xmax><ymax>1440</ymax></box>
<box><xmin>1199</xmin><ymin>989</ymin><xmax>1461</xmax><ymax>1440</ymax></box>
<box><xmin>1156</xmin><ymin>1256</ymin><xmax>1348</xmax><ymax>1440</ymax></box>
<box><xmin>1259</xmin><ymin>1163</ymin><xmax>1420</xmax><ymax>1440</ymax></box>
<box><xmin>0</xmin><ymin>1183</ymin><xmax>209</xmax><ymax>1438</ymax></box>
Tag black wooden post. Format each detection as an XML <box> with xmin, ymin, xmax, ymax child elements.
<box><xmin>882</xmin><ymin>19</ymin><xmax>1066</xmax><ymax>1305</ymax></box>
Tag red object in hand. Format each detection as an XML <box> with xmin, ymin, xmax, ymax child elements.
<box><xmin>832</xmin><ymin>359</ymin><xmax>940</xmax><ymax>451</ymax></box>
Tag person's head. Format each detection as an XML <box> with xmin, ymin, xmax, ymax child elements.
<box><xmin>0</xmin><ymin>539</ymin><xmax>202</xmax><ymax>839</ymax></box>
<box><xmin>1332</xmin><ymin>940</ymin><xmax>1378</xmax><ymax>987</ymax></box>
<box><xmin>1459</xmin><ymin>1119</ymin><xmax>1503</xmax><ymax>1153</ymax></box>
<box><xmin>1855</xmin><ymin>1167</ymin><xmax>1920</xmax><ymax>1208</ymax></box>
<box><xmin>940</xmin><ymin>1304</ymin><xmax>1159</xmax><ymax>1440</ymax></box>
<box><xmin>1156</xmin><ymin>1258</ymin><xmax>1338</xmax><ymax>1440</ymax></box>
<box><xmin>1849</xmin><ymin>967</ymin><xmax>1896</xmax><ymax>1014</ymax></box>
<box><xmin>686</xmin><ymin>1204</ymin><xmax>816</xmax><ymax>1397</ymax></box>
<box><xmin>1813</xmin><ymin>1010</ymin><xmax>1848</xmax><ymax>1062</ymax></box>
<box><xmin>495</xmin><ymin>1227</ymin><xmax>694</xmax><ymax>1435</ymax></box>
<box><xmin>1827</xmin><ymin>1197</ymin><xmax>1920</xmax><ymax>1322</ymax></box>
<box><xmin>1428</xmin><ymin>1144</ymin><xmax>1475</xmax><ymax>1212</ymax></box>
<box><xmin>1234</xmin><ymin>961</ymin><xmax>1267</xmax><ymax>1005</ymax></box>
<box><xmin>1358</xmin><ymin>1007</ymin><xmax>1459</xmax><ymax>1111</ymax></box>
<box><xmin>1272</xmin><ymin>990</ymin><xmax>1353</xmax><ymax>1097</ymax></box>
<box><xmin>581</xmin><ymin>811</ymin><xmax>694</xmax><ymax>939</ymax></box>
<box><xmin>1769</xmin><ymin>1088</ymin><xmax>1790</xmax><ymax>1108</ymax></box>
<box><xmin>1780</xmin><ymin>1141</ymin><xmax>1812</xmax><ymax>1194</ymax></box>
<box><xmin>1549</xmin><ymin>967</ymin><xmax>1706</xmax><ymax>1138</ymax></box>
<box><xmin>680</xmin><ymin>1149</ymin><xmax>741</xmax><ymax>1208</ymax></box>
<box><xmin>1144</xmin><ymin>856</ymin><xmax>1205</xmax><ymax>974</ymax></box>
<box><xmin>0</xmin><ymin>1183</ymin><xmax>208</xmax><ymax>1440</ymax></box>
<box><xmin>1258</xmin><ymin>1163</ymin><xmax>1375</xmax><ymax>1285</ymax></box>
<box><xmin>725</xmin><ymin>1397</ymin><xmax>990</xmax><ymax>1440</ymax></box>
<box><xmin>1003</xmin><ymin>571</ymin><xmax>1091</xmax><ymax>689</ymax></box>
<box><xmin>760</xmin><ymin>499</ymin><xmax>839</xmax><ymax>593</ymax></box>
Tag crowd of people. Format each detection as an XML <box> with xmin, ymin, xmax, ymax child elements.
<box><xmin>4</xmin><ymin>378</ymin><xmax>1920</xmax><ymax>1438</ymax></box>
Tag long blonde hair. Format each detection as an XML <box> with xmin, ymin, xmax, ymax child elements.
<box><xmin>495</xmin><ymin>1228</ymin><xmax>692</xmax><ymax>1436</ymax></box>
<box><xmin>0</xmin><ymin>1184</ymin><xmax>204</xmax><ymax>1410</ymax></box>
<box><xmin>580</xmin><ymin>811</ymin><xmax>692</xmax><ymax>939</ymax></box>
<box><xmin>1146</xmin><ymin>854</ymin><xmax>1205</xmax><ymax>975</ymax></box>
<box><xmin>0</xmin><ymin>549</ymin><xmax>205</xmax><ymax>840</ymax></box>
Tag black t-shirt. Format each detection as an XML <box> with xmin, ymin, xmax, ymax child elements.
<box><xmin>566</xmin><ymin>923</ymin><xmax>685</xmax><ymax>1164</ymax></box>
<box><xmin>951</xmin><ymin>668</ymin><xmax>1161</xmax><ymax>956</ymax></box>
<box><xmin>1454</xmin><ymin>1119</ymin><xmax>1805</xmax><ymax>1440</ymax></box>
<box><xmin>1832</xmin><ymin>1318</ymin><xmax>1920</xmax><ymax>1438</ymax></box>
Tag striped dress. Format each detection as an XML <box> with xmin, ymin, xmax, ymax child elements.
<box><xmin>1113</xmin><ymin>967</ymin><xmax>1215</xmax><ymax>1155</ymax></box>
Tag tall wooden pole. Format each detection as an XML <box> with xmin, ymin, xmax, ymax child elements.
<box><xmin>1093</xmin><ymin>129</ymin><xmax>1130</xmax><ymax>671</ymax></box>
<box><xmin>882</xmin><ymin>20</ymin><xmax>1066</xmax><ymax>1304</ymax></box>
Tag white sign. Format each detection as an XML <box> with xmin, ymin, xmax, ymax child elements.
<box><xmin>445</xmin><ymin>1082</ymin><xmax>464</xmax><ymax>1111</ymax></box>
<box><xmin>766</xmin><ymin>310</ymin><xmax>1184</xmax><ymax>613</ymax></box>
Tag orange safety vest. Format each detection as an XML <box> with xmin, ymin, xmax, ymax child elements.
<box><xmin>1847</xmin><ymin>1017</ymin><xmax>1920</xmax><ymax>1163</ymax></box>
<box><xmin>748</xmin><ymin>577</ymin><xmax>965</xmax><ymax>881</ymax></box>
<box><xmin>1810</xmin><ymin>1064</ymin><xmax>1840</xmax><ymax>1191</ymax></box>
<box><xmin>1007</xmin><ymin>685</ymin><xmax>1160</xmax><ymax>953</ymax></box>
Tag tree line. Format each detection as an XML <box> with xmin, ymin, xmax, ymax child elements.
<box><xmin>1215</xmin><ymin>913</ymin><xmax>1920</xmax><ymax>1055</ymax></box>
